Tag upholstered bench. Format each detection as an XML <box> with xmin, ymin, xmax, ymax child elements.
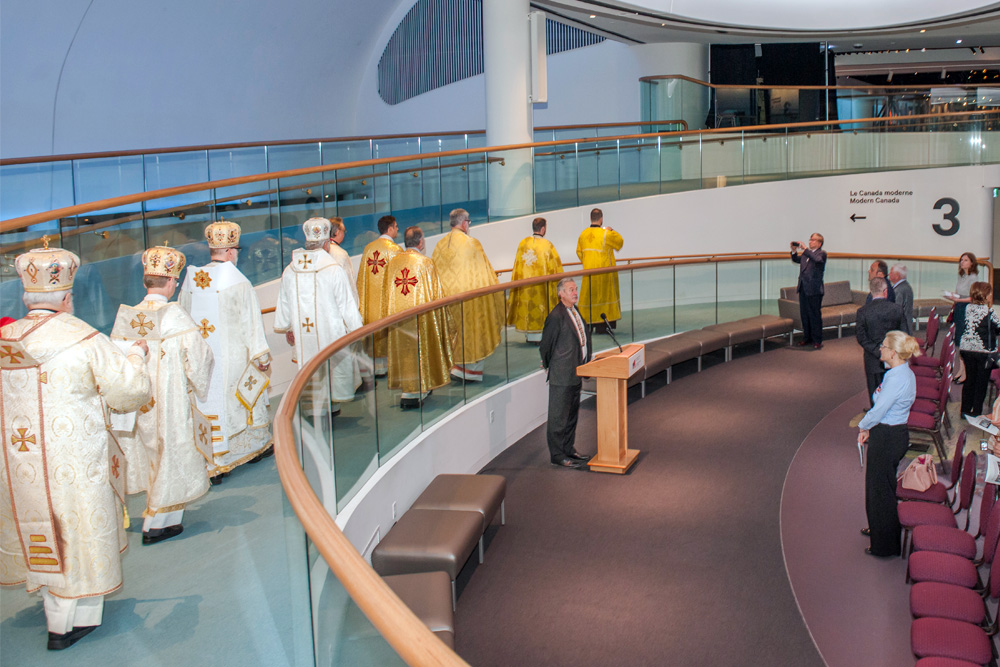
<box><xmin>371</xmin><ymin>508</ymin><xmax>483</xmax><ymax>609</ymax></box>
<box><xmin>674</xmin><ymin>329</ymin><xmax>729</xmax><ymax>369</ymax></box>
<box><xmin>409</xmin><ymin>474</ymin><xmax>506</xmax><ymax>532</ymax></box>
<box><xmin>383</xmin><ymin>572</ymin><xmax>456</xmax><ymax>648</ymax></box>
<box><xmin>778</xmin><ymin>280</ymin><xmax>867</xmax><ymax>339</ymax></box>
<box><xmin>706</xmin><ymin>315</ymin><xmax>794</xmax><ymax>357</ymax></box>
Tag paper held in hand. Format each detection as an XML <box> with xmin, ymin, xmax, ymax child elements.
<box><xmin>964</xmin><ymin>413</ymin><xmax>999</xmax><ymax>435</ymax></box>
<box><xmin>987</xmin><ymin>454</ymin><xmax>1000</xmax><ymax>485</ymax></box>
<box><xmin>943</xmin><ymin>290</ymin><xmax>960</xmax><ymax>300</ymax></box>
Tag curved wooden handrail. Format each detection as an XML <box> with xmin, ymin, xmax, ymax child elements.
<box><xmin>637</xmin><ymin>73</ymin><xmax>999</xmax><ymax>92</ymax></box>
<box><xmin>4</xmin><ymin>110</ymin><xmax>995</xmax><ymax>235</ymax></box>
<box><xmin>272</xmin><ymin>250</ymin><xmax>986</xmax><ymax>664</ymax></box>
<box><xmin>0</xmin><ymin>120</ymin><xmax>687</xmax><ymax>166</ymax></box>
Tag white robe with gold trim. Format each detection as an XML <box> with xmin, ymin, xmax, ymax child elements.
<box><xmin>110</xmin><ymin>297</ymin><xmax>214</xmax><ymax>516</ymax></box>
<box><xmin>0</xmin><ymin>312</ymin><xmax>151</xmax><ymax>598</ymax></box>
<box><xmin>179</xmin><ymin>261</ymin><xmax>272</xmax><ymax>474</ymax></box>
<box><xmin>274</xmin><ymin>248</ymin><xmax>363</xmax><ymax>401</ymax></box>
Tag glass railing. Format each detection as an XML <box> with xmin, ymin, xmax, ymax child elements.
<box><xmin>641</xmin><ymin>74</ymin><xmax>1000</xmax><ymax>132</ymax></box>
<box><xmin>2</xmin><ymin>112</ymin><xmax>996</xmax><ymax>333</ymax></box>
<box><xmin>0</xmin><ymin>122</ymin><xmax>686</xmax><ymax>223</ymax></box>
<box><xmin>273</xmin><ymin>253</ymin><xmax>979</xmax><ymax>665</ymax></box>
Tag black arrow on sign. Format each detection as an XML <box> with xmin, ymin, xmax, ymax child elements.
<box><xmin>850</xmin><ymin>214</ymin><xmax>867</xmax><ymax>222</ymax></box>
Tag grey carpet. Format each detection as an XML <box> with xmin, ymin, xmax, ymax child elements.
<box><xmin>456</xmin><ymin>336</ymin><xmax>867</xmax><ymax>666</ymax></box>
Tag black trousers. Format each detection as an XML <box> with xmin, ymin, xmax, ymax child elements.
<box><xmin>960</xmin><ymin>350</ymin><xmax>992</xmax><ymax>417</ymax></box>
<box><xmin>799</xmin><ymin>293</ymin><xmax>824</xmax><ymax>344</ymax></box>
<box><xmin>865</xmin><ymin>423</ymin><xmax>910</xmax><ymax>556</ymax></box>
<box><xmin>547</xmin><ymin>383</ymin><xmax>581</xmax><ymax>460</ymax></box>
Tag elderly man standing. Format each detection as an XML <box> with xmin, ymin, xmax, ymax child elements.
<box><xmin>110</xmin><ymin>245</ymin><xmax>214</xmax><ymax>545</ymax></box>
<box><xmin>507</xmin><ymin>217</ymin><xmax>564</xmax><ymax>344</ymax></box>
<box><xmin>540</xmin><ymin>277</ymin><xmax>592</xmax><ymax>468</ymax></box>
<box><xmin>856</xmin><ymin>277</ymin><xmax>905</xmax><ymax>408</ymax></box>
<box><xmin>327</xmin><ymin>216</ymin><xmax>359</xmax><ymax>307</ymax></box>
<box><xmin>790</xmin><ymin>232</ymin><xmax>827</xmax><ymax>349</ymax></box>
<box><xmin>382</xmin><ymin>226</ymin><xmax>455</xmax><ymax>408</ymax></box>
<box><xmin>1</xmin><ymin>239</ymin><xmax>151</xmax><ymax>650</ymax></box>
<box><xmin>179</xmin><ymin>220</ymin><xmax>273</xmax><ymax>484</ymax></box>
<box><xmin>576</xmin><ymin>208</ymin><xmax>624</xmax><ymax>333</ymax></box>
<box><xmin>357</xmin><ymin>215</ymin><xmax>402</xmax><ymax>376</ymax></box>
<box><xmin>432</xmin><ymin>208</ymin><xmax>504</xmax><ymax>382</ymax></box>
<box><xmin>274</xmin><ymin>218</ymin><xmax>364</xmax><ymax>412</ymax></box>
<box><xmin>889</xmin><ymin>263</ymin><xmax>914</xmax><ymax>334</ymax></box>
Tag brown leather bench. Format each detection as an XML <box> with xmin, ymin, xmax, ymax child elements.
<box><xmin>409</xmin><ymin>474</ymin><xmax>506</xmax><ymax>531</ymax></box>
<box><xmin>371</xmin><ymin>508</ymin><xmax>483</xmax><ymax>609</ymax></box>
<box><xmin>705</xmin><ymin>314</ymin><xmax>794</xmax><ymax>358</ymax></box>
<box><xmin>383</xmin><ymin>572</ymin><xmax>455</xmax><ymax>648</ymax></box>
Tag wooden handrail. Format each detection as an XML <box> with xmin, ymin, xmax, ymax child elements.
<box><xmin>0</xmin><ymin>120</ymin><xmax>686</xmax><ymax>166</ymax></box>
<box><xmin>637</xmin><ymin>73</ymin><xmax>1000</xmax><ymax>92</ymax></box>
<box><xmin>3</xmin><ymin>110</ymin><xmax>995</xmax><ymax>235</ymax></box>
<box><xmin>271</xmin><ymin>251</ymin><xmax>981</xmax><ymax>665</ymax></box>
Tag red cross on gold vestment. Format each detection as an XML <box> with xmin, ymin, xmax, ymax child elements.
<box><xmin>367</xmin><ymin>250</ymin><xmax>386</xmax><ymax>275</ymax></box>
<box><xmin>394</xmin><ymin>268</ymin><xmax>418</xmax><ymax>296</ymax></box>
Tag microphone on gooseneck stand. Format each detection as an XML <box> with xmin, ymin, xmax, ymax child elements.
<box><xmin>601</xmin><ymin>313</ymin><xmax>623</xmax><ymax>353</ymax></box>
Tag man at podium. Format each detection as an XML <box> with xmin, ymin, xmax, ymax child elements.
<box><xmin>540</xmin><ymin>277</ymin><xmax>592</xmax><ymax>468</ymax></box>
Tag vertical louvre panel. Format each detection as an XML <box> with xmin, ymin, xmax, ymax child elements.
<box><xmin>378</xmin><ymin>0</ymin><xmax>603</xmax><ymax>105</ymax></box>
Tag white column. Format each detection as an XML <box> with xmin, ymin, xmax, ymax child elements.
<box><xmin>483</xmin><ymin>0</ymin><xmax>533</xmax><ymax>218</ymax></box>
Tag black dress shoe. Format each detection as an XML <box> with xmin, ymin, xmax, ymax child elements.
<box><xmin>142</xmin><ymin>524</ymin><xmax>184</xmax><ymax>545</ymax></box>
<box><xmin>249</xmin><ymin>446</ymin><xmax>274</xmax><ymax>464</ymax></box>
<box><xmin>865</xmin><ymin>547</ymin><xmax>897</xmax><ymax>558</ymax></box>
<box><xmin>567</xmin><ymin>450</ymin><xmax>592</xmax><ymax>462</ymax></box>
<box><xmin>209</xmin><ymin>471</ymin><xmax>230</xmax><ymax>485</ymax></box>
<box><xmin>860</xmin><ymin>527</ymin><xmax>871</xmax><ymax>537</ymax></box>
<box><xmin>400</xmin><ymin>397</ymin><xmax>421</xmax><ymax>410</ymax></box>
<box><xmin>551</xmin><ymin>456</ymin><xmax>583</xmax><ymax>468</ymax></box>
<box><xmin>47</xmin><ymin>625</ymin><xmax>96</xmax><ymax>650</ymax></box>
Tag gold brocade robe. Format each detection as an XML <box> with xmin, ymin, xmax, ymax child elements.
<box><xmin>576</xmin><ymin>225</ymin><xmax>624</xmax><ymax>323</ymax></box>
<box><xmin>110</xmin><ymin>299</ymin><xmax>214</xmax><ymax>516</ymax></box>
<box><xmin>0</xmin><ymin>312</ymin><xmax>151</xmax><ymax>598</ymax></box>
<box><xmin>506</xmin><ymin>235</ymin><xmax>563</xmax><ymax>334</ymax></box>
<box><xmin>381</xmin><ymin>250</ymin><xmax>454</xmax><ymax>393</ymax></box>
<box><xmin>431</xmin><ymin>229</ymin><xmax>504</xmax><ymax>364</ymax></box>
<box><xmin>357</xmin><ymin>236</ymin><xmax>402</xmax><ymax>358</ymax></box>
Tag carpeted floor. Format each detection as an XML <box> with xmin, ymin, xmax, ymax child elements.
<box><xmin>455</xmin><ymin>335</ymin><xmax>868</xmax><ymax>666</ymax></box>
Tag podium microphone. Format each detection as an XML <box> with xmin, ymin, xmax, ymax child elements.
<box><xmin>600</xmin><ymin>313</ymin><xmax>623</xmax><ymax>353</ymax></box>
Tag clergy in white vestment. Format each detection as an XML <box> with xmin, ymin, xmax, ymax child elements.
<box><xmin>179</xmin><ymin>221</ymin><xmax>273</xmax><ymax>484</ymax></box>
<box><xmin>110</xmin><ymin>245</ymin><xmax>214</xmax><ymax>545</ymax></box>
<box><xmin>327</xmin><ymin>216</ymin><xmax>360</xmax><ymax>306</ymax></box>
<box><xmin>0</xmin><ymin>238</ymin><xmax>152</xmax><ymax>651</ymax></box>
<box><xmin>274</xmin><ymin>218</ymin><xmax>364</xmax><ymax>408</ymax></box>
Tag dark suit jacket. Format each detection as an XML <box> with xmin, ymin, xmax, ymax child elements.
<box><xmin>894</xmin><ymin>280</ymin><xmax>914</xmax><ymax>334</ymax></box>
<box><xmin>865</xmin><ymin>281</ymin><xmax>896</xmax><ymax>304</ymax></box>
<box><xmin>540</xmin><ymin>304</ymin><xmax>592</xmax><ymax>387</ymax></box>
<box><xmin>856</xmin><ymin>298</ymin><xmax>905</xmax><ymax>373</ymax></box>
<box><xmin>791</xmin><ymin>247</ymin><xmax>827</xmax><ymax>296</ymax></box>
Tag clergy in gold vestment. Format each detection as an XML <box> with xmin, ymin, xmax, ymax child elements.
<box><xmin>507</xmin><ymin>217</ymin><xmax>564</xmax><ymax>343</ymax></box>
<box><xmin>382</xmin><ymin>226</ymin><xmax>454</xmax><ymax>408</ymax></box>
<box><xmin>431</xmin><ymin>208</ymin><xmax>504</xmax><ymax>381</ymax></box>
<box><xmin>1</xmin><ymin>241</ymin><xmax>151</xmax><ymax>650</ymax></box>
<box><xmin>356</xmin><ymin>215</ymin><xmax>401</xmax><ymax>375</ymax></box>
<box><xmin>110</xmin><ymin>246</ymin><xmax>214</xmax><ymax>545</ymax></box>
<box><xmin>576</xmin><ymin>207</ymin><xmax>624</xmax><ymax>326</ymax></box>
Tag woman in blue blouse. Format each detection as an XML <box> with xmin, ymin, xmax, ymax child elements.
<box><xmin>857</xmin><ymin>330</ymin><xmax>920</xmax><ymax>557</ymax></box>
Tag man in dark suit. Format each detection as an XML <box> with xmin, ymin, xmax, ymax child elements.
<box><xmin>540</xmin><ymin>277</ymin><xmax>592</xmax><ymax>468</ymax></box>
<box><xmin>889</xmin><ymin>263</ymin><xmax>914</xmax><ymax>334</ymax></box>
<box><xmin>865</xmin><ymin>260</ymin><xmax>896</xmax><ymax>304</ymax></box>
<box><xmin>791</xmin><ymin>232</ymin><xmax>827</xmax><ymax>349</ymax></box>
<box><xmin>856</xmin><ymin>277</ymin><xmax>905</xmax><ymax>407</ymax></box>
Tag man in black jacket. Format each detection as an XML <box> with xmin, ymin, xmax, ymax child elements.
<box><xmin>791</xmin><ymin>233</ymin><xmax>827</xmax><ymax>349</ymax></box>
<box><xmin>540</xmin><ymin>277</ymin><xmax>592</xmax><ymax>468</ymax></box>
<box><xmin>856</xmin><ymin>277</ymin><xmax>905</xmax><ymax>407</ymax></box>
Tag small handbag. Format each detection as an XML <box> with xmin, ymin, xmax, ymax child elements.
<box><xmin>898</xmin><ymin>454</ymin><xmax>938</xmax><ymax>491</ymax></box>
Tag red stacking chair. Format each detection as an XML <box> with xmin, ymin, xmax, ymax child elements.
<box><xmin>912</xmin><ymin>363</ymin><xmax>955</xmax><ymax>441</ymax></box>
<box><xmin>898</xmin><ymin>431</ymin><xmax>967</xmax><ymax>504</ymax></box>
<box><xmin>914</xmin><ymin>335</ymin><xmax>955</xmax><ymax>379</ymax></box>
<box><xmin>914</xmin><ymin>658</ymin><xmax>987</xmax><ymax>667</ymax></box>
<box><xmin>915</xmin><ymin>310</ymin><xmax>941</xmax><ymax>354</ymax></box>
<box><xmin>910</xmin><ymin>531</ymin><xmax>1000</xmax><ymax>665</ymax></box>
<box><xmin>900</xmin><ymin>452</ymin><xmax>978</xmax><ymax>559</ymax></box>
<box><xmin>909</xmin><ymin>369</ymin><xmax>958</xmax><ymax>466</ymax></box>
<box><xmin>911</xmin><ymin>486</ymin><xmax>999</xmax><ymax>565</ymax></box>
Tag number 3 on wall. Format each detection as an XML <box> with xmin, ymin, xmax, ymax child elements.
<box><xmin>933</xmin><ymin>197</ymin><xmax>960</xmax><ymax>236</ymax></box>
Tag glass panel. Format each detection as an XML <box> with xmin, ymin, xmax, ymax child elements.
<box><xmin>417</xmin><ymin>304</ymin><xmax>463</xmax><ymax>431</ymax></box>
<box><xmin>378</xmin><ymin>313</ymin><xmax>424</xmax><ymax>462</ymax></box>
<box><xmin>632</xmin><ymin>264</ymin><xmax>675</xmax><ymax>340</ymax></box>
<box><xmin>674</xmin><ymin>263</ymin><xmax>718</xmax><ymax>331</ymax></box>
<box><xmin>576</xmin><ymin>140</ymin><xmax>620</xmax><ymax>207</ymax></box>
<box><xmin>504</xmin><ymin>277</ymin><xmax>560</xmax><ymax>381</ymax></box>
<box><xmin>700</xmin><ymin>133</ymin><xmax>744</xmax><ymax>188</ymax></box>
<box><xmin>0</xmin><ymin>160</ymin><xmax>74</xmax><ymax>221</ymax></box>
<box><xmin>743</xmin><ymin>132</ymin><xmax>786</xmax><ymax>183</ymax></box>
<box><xmin>449</xmin><ymin>297</ymin><xmax>508</xmax><ymax>405</ymax></box>
<box><xmin>334</xmin><ymin>337</ymin><xmax>379</xmax><ymax>512</ymax></box>
<box><xmin>718</xmin><ymin>260</ymin><xmax>763</xmax><ymax>321</ymax></box>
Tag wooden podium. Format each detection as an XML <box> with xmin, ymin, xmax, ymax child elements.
<box><xmin>576</xmin><ymin>343</ymin><xmax>645</xmax><ymax>474</ymax></box>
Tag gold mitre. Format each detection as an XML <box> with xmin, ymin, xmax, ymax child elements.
<box><xmin>205</xmin><ymin>220</ymin><xmax>241</xmax><ymax>249</ymax></box>
<box><xmin>303</xmin><ymin>217</ymin><xmax>331</xmax><ymax>243</ymax></box>
<box><xmin>142</xmin><ymin>245</ymin><xmax>186</xmax><ymax>279</ymax></box>
<box><xmin>15</xmin><ymin>236</ymin><xmax>80</xmax><ymax>293</ymax></box>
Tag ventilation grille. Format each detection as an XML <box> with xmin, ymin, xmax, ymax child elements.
<box><xmin>378</xmin><ymin>0</ymin><xmax>604</xmax><ymax>105</ymax></box>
